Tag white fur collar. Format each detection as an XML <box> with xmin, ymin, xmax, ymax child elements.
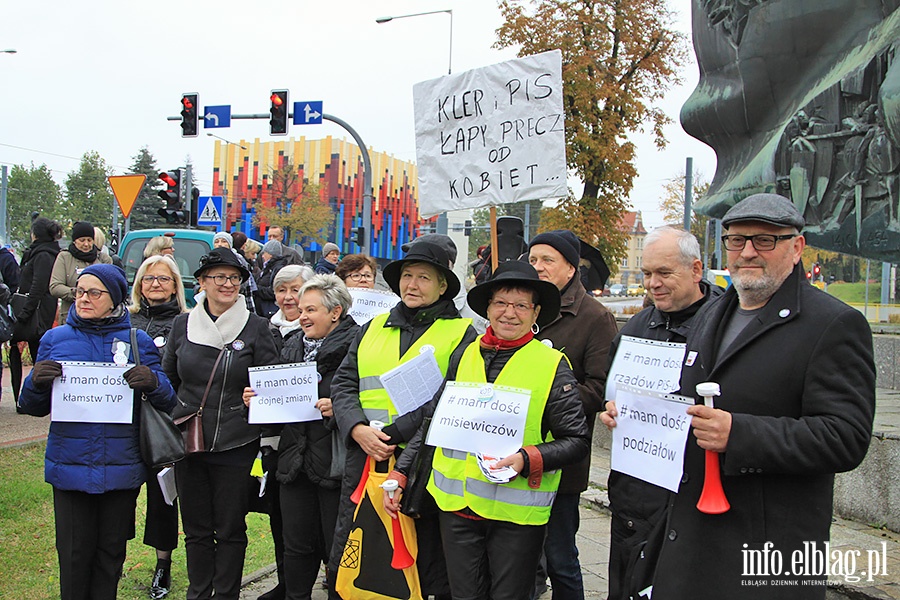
<box><xmin>187</xmin><ymin>297</ymin><xmax>251</xmax><ymax>349</ymax></box>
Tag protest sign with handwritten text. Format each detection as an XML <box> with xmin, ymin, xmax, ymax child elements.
<box><xmin>52</xmin><ymin>362</ymin><xmax>134</xmax><ymax>424</ymax></box>
<box><xmin>413</xmin><ymin>50</ymin><xmax>566</xmax><ymax>216</ymax></box>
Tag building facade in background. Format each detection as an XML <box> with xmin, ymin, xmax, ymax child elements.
<box><xmin>210</xmin><ymin>137</ymin><xmax>435</xmax><ymax>260</ymax></box>
<box><xmin>617</xmin><ymin>210</ymin><xmax>647</xmax><ymax>285</ymax></box>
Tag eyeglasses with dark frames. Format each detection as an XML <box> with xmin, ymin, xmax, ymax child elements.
<box><xmin>141</xmin><ymin>275</ymin><xmax>174</xmax><ymax>285</ymax></box>
<box><xmin>75</xmin><ymin>288</ymin><xmax>110</xmax><ymax>300</ymax></box>
<box><xmin>203</xmin><ymin>274</ymin><xmax>243</xmax><ymax>286</ymax></box>
<box><xmin>721</xmin><ymin>234</ymin><xmax>798</xmax><ymax>251</ymax></box>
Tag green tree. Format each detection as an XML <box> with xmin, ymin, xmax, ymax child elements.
<box><xmin>5</xmin><ymin>163</ymin><xmax>64</xmax><ymax>249</ymax></box>
<box><xmin>495</xmin><ymin>0</ymin><xmax>687</xmax><ymax>266</ymax></box>
<box><xmin>64</xmin><ymin>151</ymin><xmax>115</xmax><ymax>235</ymax></box>
<box><xmin>253</xmin><ymin>161</ymin><xmax>334</xmax><ymax>247</ymax></box>
<box><xmin>658</xmin><ymin>170</ymin><xmax>712</xmax><ymax>259</ymax></box>
<box><xmin>126</xmin><ymin>147</ymin><xmax>164</xmax><ymax>231</ymax></box>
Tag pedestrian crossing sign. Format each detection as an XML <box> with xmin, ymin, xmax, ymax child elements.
<box><xmin>197</xmin><ymin>196</ymin><xmax>224</xmax><ymax>226</ymax></box>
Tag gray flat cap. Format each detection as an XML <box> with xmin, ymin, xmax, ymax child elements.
<box><xmin>722</xmin><ymin>193</ymin><xmax>805</xmax><ymax>230</ymax></box>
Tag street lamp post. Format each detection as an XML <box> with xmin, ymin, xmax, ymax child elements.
<box><xmin>377</xmin><ymin>8</ymin><xmax>454</xmax><ymax>236</ymax></box>
<box><xmin>207</xmin><ymin>133</ymin><xmax>247</xmax><ymax>231</ymax></box>
<box><xmin>376</xmin><ymin>9</ymin><xmax>453</xmax><ymax>76</ymax></box>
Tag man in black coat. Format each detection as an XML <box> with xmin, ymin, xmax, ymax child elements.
<box><xmin>527</xmin><ymin>229</ymin><xmax>618</xmax><ymax>599</ymax></box>
<box><xmin>602</xmin><ymin>226</ymin><xmax>722</xmax><ymax>599</ymax></box>
<box><xmin>606</xmin><ymin>194</ymin><xmax>875</xmax><ymax>599</ymax></box>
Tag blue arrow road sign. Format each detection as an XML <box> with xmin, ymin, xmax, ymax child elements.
<box><xmin>197</xmin><ymin>196</ymin><xmax>225</xmax><ymax>226</ymax></box>
<box><xmin>203</xmin><ymin>105</ymin><xmax>231</xmax><ymax>129</ymax></box>
<box><xmin>293</xmin><ymin>101</ymin><xmax>323</xmax><ymax>125</ymax></box>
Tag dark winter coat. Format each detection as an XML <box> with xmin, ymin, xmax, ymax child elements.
<box><xmin>606</xmin><ymin>279</ymin><xmax>722</xmax><ymax>600</ymax></box>
<box><xmin>254</xmin><ymin>255</ymin><xmax>291</xmax><ymax>318</ymax></box>
<box><xmin>162</xmin><ymin>300</ymin><xmax>279</xmax><ymax>453</ymax></box>
<box><xmin>0</xmin><ymin>247</ymin><xmax>20</xmax><ymax>294</ymax></box>
<box><xmin>328</xmin><ymin>299</ymin><xmax>477</xmax><ymax>593</ymax></box>
<box><xmin>14</xmin><ymin>240</ymin><xmax>60</xmax><ymax>342</ymax></box>
<box><xmin>651</xmin><ymin>264</ymin><xmax>875</xmax><ymax>599</ymax></box>
<box><xmin>535</xmin><ymin>274</ymin><xmax>618</xmax><ymax>493</ymax></box>
<box><xmin>129</xmin><ymin>296</ymin><xmax>184</xmax><ymax>347</ymax></box>
<box><xmin>314</xmin><ymin>258</ymin><xmax>337</xmax><ymax>275</ymax></box>
<box><xmin>17</xmin><ymin>308</ymin><xmax>177</xmax><ymax>493</ymax></box>
<box><xmin>275</xmin><ymin>316</ymin><xmax>358</xmax><ymax>488</ymax></box>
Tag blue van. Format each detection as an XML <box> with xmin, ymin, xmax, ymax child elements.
<box><xmin>120</xmin><ymin>229</ymin><xmax>216</xmax><ymax>305</ymax></box>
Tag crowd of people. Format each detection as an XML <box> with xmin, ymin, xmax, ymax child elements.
<box><xmin>6</xmin><ymin>195</ymin><xmax>877</xmax><ymax>600</ymax></box>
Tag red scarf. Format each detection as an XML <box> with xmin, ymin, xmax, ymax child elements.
<box><xmin>480</xmin><ymin>325</ymin><xmax>533</xmax><ymax>351</ymax></box>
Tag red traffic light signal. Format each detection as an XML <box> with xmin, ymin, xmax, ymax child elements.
<box><xmin>158</xmin><ymin>170</ymin><xmax>185</xmax><ymax>224</ymax></box>
<box><xmin>813</xmin><ymin>263</ymin><xmax>821</xmax><ymax>277</ymax></box>
<box><xmin>269</xmin><ymin>89</ymin><xmax>288</xmax><ymax>136</ymax></box>
<box><xmin>180</xmin><ymin>93</ymin><xmax>199</xmax><ymax>138</ymax></box>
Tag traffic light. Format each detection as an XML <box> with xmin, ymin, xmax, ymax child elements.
<box><xmin>464</xmin><ymin>219</ymin><xmax>472</xmax><ymax>236</ymax></box>
<box><xmin>180</xmin><ymin>93</ymin><xmax>199</xmax><ymax>137</ymax></box>
<box><xmin>350</xmin><ymin>226</ymin><xmax>365</xmax><ymax>248</ymax></box>
<box><xmin>269</xmin><ymin>90</ymin><xmax>288</xmax><ymax>136</ymax></box>
<box><xmin>813</xmin><ymin>263</ymin><xmax>821</xmax><ymax>279</ymax></box>
<box><xmin>157</xmin><ymin>170</ymin><xmax>185</xmax><ymax>224</ymax></box>
<box><xmin>496</xmin><ymin>216</ymin><xmax>526</xmax><ymax>263</ymax></box>
<box><xmin>190</xmin><ymin>187</ymin><xmax>200</xmax><ymax>227</ymax></box>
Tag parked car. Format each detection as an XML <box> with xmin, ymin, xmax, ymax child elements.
<box><xmin>609</xmin><ymin>283</ymin><xmax>627</xmax><ymax>297</ymax></box>
<box><xmin>626</xmin><ymin>283</ymin><xmax>646</xmax><ymax>296</ymax></box>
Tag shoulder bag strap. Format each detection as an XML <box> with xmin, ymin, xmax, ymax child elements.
<box><xmin>130</xmin><ymin>328</ymin><xmax>141</xmax><ymax>367</ymax></box>
<box><xmin>197</xmin><ymin>348</ymin><xmax>226</xmax><ymax>416</ymax></box>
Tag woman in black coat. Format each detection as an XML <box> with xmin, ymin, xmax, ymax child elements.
<box><xmin>244</xmin><ymin>273</ymin><xmax>358</xmax><ymax>600</ymax></box>
<box><xmin>10</xmin><ymin>217</ymin><xmax>62</xmax><ymax>404</ymax></box>
<box><xmin>162</xmin><ymin>248</ymin><xmax>279</xmax><ymax>600</ymax></box>
<box><xmin>129</xmin><ymin>254</ymin><xmax>188</xmax><ymax>600</ymax></box>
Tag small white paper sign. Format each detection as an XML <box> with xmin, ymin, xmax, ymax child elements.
<box><xmin>605</xmin><ymin>336</ymin><xmax>687</xmax><ymax>403</ymax></box>
<box><xmin>51</xmin><ymin>362</ymin><xmax>134</xmax><ymax>424</ymax></box>
<box><xmin>426</xmin><ymin>382</ymin><xmax>529</xmax><ymax>457</ymax></box>
<box><xmin>349</xmin><ymin>288</ymin><xmax>400</xmax><ymax>325</ymax></box>
<box><xmin>379</xmin><ymin>347</ymin><xmax>444</xmax><ymax>417</ymax></box>
<box><xmin>610</xmin><ymin>386</ymin><xmax>693</xmax><ymax>492</ymax></box>
<box><xmin>248</xmin><ymin>362</ymin><xmax>320</xmax><ymax>424</ymax></box>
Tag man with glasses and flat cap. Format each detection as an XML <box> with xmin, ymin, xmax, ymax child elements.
<box><xmin>605</xmin><ymin>193</ymin><xmax>876</xmax><ymax>599</ymax></box>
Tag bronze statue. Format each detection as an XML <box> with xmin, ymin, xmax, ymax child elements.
<box><xmin>684</xmin><ymin>0</ymin><xmax>900</xmax><ymax>261</ymax></box>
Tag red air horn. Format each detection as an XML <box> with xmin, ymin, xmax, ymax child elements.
<box><xmin>695</xmin><ymin>382</ymin><xmax>730</xmax><ymax>514</ymax></box>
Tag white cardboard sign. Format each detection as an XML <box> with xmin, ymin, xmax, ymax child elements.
<box><xmin>413</xmin><ymin>50</ymin><xmax>567</xmax><ymax>216</ymax></box>
<box><xmin>605</xmin><ymin>335</ymin><xmax>687</xmax><ymax>403</ymax></box>
<box><xmin>51</xmin><ymin>362</ymin><xmax>134</xmax><ymax>424</ymax></box>
<box><xmin>426</xmin><ymin>382</ymin><xmax>529</xmax><ymax>457</ymax></box>
<box><xmin>349</xmin><ymin>288</ymin><xmax>400</xmax><ymax>325</ymax></box>
<box><xmin>248</xmin><ymin>362</ymin><xmax>321</xmax><ymax>424</ymax></box>
<box><xmin>610</xmin><ymin>386</ymin><xmax>693</xmax><ymax>492</ymax></box>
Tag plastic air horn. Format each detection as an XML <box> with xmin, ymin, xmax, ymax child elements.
<box><xmin>381</xmin><ymin>479</ymin><xmax>414</xmax><ymax>569</ymax></box>
<box><xmin>695</xmin><ymin>382</ymin><xmax>730</xmax><ymax>514</ymax></box>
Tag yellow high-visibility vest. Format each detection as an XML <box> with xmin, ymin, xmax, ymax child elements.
<box><xmin>427</xmin><ymin>337</ymin><xmax>563</xmax><ymax>526</ymax></box>
<box><xmin>357</xmin><ymin>313</ymin><xmax>471</xmax><ymax>425</ymax></box>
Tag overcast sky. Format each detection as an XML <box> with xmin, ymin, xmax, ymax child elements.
<box><xmin>0</xmin><ymin>0</ymin><xmax>715</xmax><ymax>231</ymax></box>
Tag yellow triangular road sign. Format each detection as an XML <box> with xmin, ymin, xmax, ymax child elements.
<box><xmin>108</xmin><ymin>174</ymin><xmax>147</xmax><ymax>219</ymax></box>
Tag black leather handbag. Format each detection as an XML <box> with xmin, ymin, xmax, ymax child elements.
<box><xmin>132</xmin><ymin>329</ymin><xmax>185</xmax><ymax>468</ymax></box>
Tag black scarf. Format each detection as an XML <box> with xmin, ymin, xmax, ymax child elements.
<box><xmin>68</xmin><ymin>242</ymin><xmax>98</xmax><ymax>263</ymax></box>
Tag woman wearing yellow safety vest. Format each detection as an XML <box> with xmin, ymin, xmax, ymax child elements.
<box><xmin>329</xmin><ymin>239</ymin><xmax>477</xmax><ymax>599</ymax></box>
<box><xmin>385</xmin><ymin>260</ymin><xmax>589</xmax><ymax>600</ymax></box>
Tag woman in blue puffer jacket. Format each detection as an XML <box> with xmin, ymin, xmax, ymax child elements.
<box><xmin>18</xmin><ymin>263</ymin><xmax>177</xmax><ymax>600</ymax></box>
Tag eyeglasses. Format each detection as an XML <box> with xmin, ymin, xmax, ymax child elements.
<box><xmin>721</xmin><ymin>234</ymin><xmax>798</xmax><ymax>251</ymax></box>
<box><xmin>203</xmin><ymin>274</ymin><xmax>243</xmax><ymax>286</ymax></box>
<box><xmin>141</xmin><ymin>275</ymin><xmax>174</xmax><ymax>285</ymax></box>
<box><xmin>75</xmin><ymin>288</ymin><xmax>110</xmax><ymax>300</ymax></box>
<box><xmin>488</xmin><ymin>300</ymin><xmax>536</xmax><ymax>313</ymax></box>
<box><xmin>348</xmin><ymin>272</ymin><xmax>374</xmax><ymax>282</ymax></box>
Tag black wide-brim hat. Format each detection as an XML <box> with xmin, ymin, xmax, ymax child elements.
<box><xmin>467</xmin><ymin>260</ymin><xmax>561</xmax><ymax>327</ymax></box>
<box><xmin>382</xmin><ymin>240</ymin><xmax>460</xmax><ymax>300</ymax></box>
<box><xmin>194</xmin><ymin>247</ymin><xmax>251</xmax><ymax>282</ymax></box>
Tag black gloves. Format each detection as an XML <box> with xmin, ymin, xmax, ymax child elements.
<box><xmin>31</xmin><ymin>360</ymin><xmax>63</xmax><ymax>389</ymax></box>
<box><xmin>123</xmin><ymin>365</ymin><xmax>159</xmax><ymax>393</ymax></box>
